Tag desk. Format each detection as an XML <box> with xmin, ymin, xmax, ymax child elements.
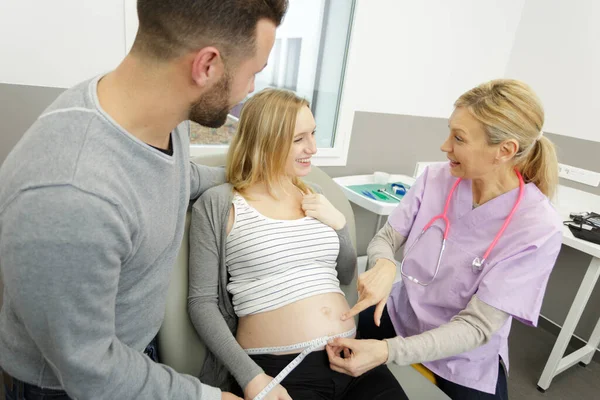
<box><xmin>335</xmin><ymin>174</ymin><xmax>600</xmax><ymax>392</ymax></box>
<box><xmin>536</xmin><ymin>186</ymin><xmax>600</xmax><ymax>392</ymax></box>
<box><xmin>333</xmin><ymin>174</ymin><xmax>416</xmax><ymax>235</ymax></box>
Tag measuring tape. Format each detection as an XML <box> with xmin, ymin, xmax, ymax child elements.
<box><xmin>246</xmin><ymin>328</ymin><xmax>356</xmax><ymax>400</ymax></box>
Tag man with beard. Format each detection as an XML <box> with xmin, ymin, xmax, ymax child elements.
<box><xmin>0</xmin><ymin>1</ymin><xmax>287</xmax><ymax>399</ymax></box>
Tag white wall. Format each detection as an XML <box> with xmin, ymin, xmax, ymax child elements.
<box><xmin>341</xmin><ymin>0</ymin><xmax>525</xmax><ymax>119</ymax></box>
<box><xmin>0</xmin><ymin>0</ymin><xmax>126</xmax><ymax>88</ymax></box>
<box><xmin>505</xmin><ymin>0</ymin><xmax>600</xmax><ymax>142</ymax></box>
<box><xmin>335</xmin><ymin>0</ymin><xmax>600</xmax><ymax>165</ymax></box>
<box><xmin>3</xmin><ymin>0</ymin><xmax>598</xmax><ymax>153</ymax></box>
<box><xmin>334</xmin><ymin>0</ymin><xmax>526</xmax><ymax>164</ymax></box>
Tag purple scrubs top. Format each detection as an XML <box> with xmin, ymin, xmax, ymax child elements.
<box><xmin>386</xmin><ymin>163</ymin><xmax>562</xmax><ymax>393</ymax></box>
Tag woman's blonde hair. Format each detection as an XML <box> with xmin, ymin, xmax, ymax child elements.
<box><xmin>226</xmin><ymin>88</ymin><xmax>312</xmax><ymax>195</ymax></box>
<box><xmin>454</xmin><ymin>79</ymin><xmax>559</xmax><ymax>198</ymax></box>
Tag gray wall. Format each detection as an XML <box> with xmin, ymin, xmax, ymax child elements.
<box><xmin>0</xmin><ymin>84</ymin><xmax>66</xmax><ymax>305</ymax></box>
<box><xmin>1</xmin><ymin>84</ymin><xmax>599</xmax><ymax>353</ymax></box>
<box><xmin>322</xmin><ymin>111</ymin><xmax>600</xmax><ymax>350</ymax></box>
<box><xmin>0</xmin><ymin>84</ymin><xmax>66</xmax><ymax>163</ymax></box>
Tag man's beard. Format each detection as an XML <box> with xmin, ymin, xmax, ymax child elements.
<box><xmin>189</xmin><ymin>72</ymin><xmax>232</xmax><ymax>128</ymax></box>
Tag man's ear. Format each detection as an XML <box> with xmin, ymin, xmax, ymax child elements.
<box><xmin>190</xmin><ymin>47</ymin><xmax>224</xmax><ymax>88</ymax></box>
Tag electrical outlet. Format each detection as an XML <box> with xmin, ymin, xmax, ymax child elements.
<box><xmin>558</xmin><ymin>163</ymin><xmax>600</xmax><ymax>187</ymax></box>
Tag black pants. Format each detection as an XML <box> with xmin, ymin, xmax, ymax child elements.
<box><xmin>235</xmin><ymin>350</ymin><xmax>408</xmax><ymax>400</ymax></box>
<box><xmin>358</xmin><ymin>305</ymin><xmax>509</xmax><ymax>400</ymax></box>
<box><xmin>1</xmin><ymin>337</ymin><xmax>159</xmax><ymax>400</ymax></box>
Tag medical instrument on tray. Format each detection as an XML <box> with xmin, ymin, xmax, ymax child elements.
<box><xmin>377</xmin><ymin>188</ymin><xmax>403</xmax><ymax>201</ymax></box>
<box><xmin>391</xmin><ymin>183</ymin><xmax>407</xmax><ymax>196</ymax></box>
<box><xmin>361</xmin><ymin>190</ymin><xmax>377</xmax><ymax>200</ymax></box>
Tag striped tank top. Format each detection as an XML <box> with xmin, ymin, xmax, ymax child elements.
<box><xmin>226</xmin><ymin>193</ymin><xmax>343</xmax><ymax>317</ymax></box>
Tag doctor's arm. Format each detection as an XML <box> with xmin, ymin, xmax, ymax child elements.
<box><xmin>384</xmin><ymin>295</ymin><xmax>509</xmax><ymax>366</ymax></box>
<box><xmin>342</xmin><ymin>223</ymin><xmax>406</xmax><ymax>324</ymax></box>
<box><xmin>367</xmin><ymin>222</ymin><xmax>407</xmax><ymax>269</ymax></box>
<box><xmin>328</xmin><ymin>295</ymin><xmax>509</xmax><ymax>376</ymax></box>
<box><xmin>395</xmin><ymin>227</ymin><xmax>565</xmax><ymax>365</ymax></box>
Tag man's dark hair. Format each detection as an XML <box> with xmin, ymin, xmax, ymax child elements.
<box><xmin>132</xmin><ymin>0</ymin><xmax>288</xmax><ymax>61</ymax></box>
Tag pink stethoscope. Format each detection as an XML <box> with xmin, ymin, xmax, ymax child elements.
<box><xmin>400</xmin><ymin>170</ymin><xmax>525</xmax><ymax>286</ymax></box>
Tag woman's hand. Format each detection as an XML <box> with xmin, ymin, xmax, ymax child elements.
<box><xmin>222</xmin><ymin>392</ymin><xmax>244</xmax><ymax>400</ymax></box>
<box><xmin>341</xmin><ymin>258</ymin><xmax>396</xmax><ymax>326</ymax></box>
<box><xmin>244</xmin><ymin>373</ymin><xmax>291</xmax><ymax>400</ymax></box>
<box><xmin>301</xmin><ymin>194</ymin><xmax>346</xmax><ymax>230</ymax></box>
<box><xmin>326</xmin><ymin>337</ymin><xmax>389</xmax><ymax>377</ymax></box>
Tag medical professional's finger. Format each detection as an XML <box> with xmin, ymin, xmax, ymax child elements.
<box><xmin>326</xmin><ymin>341</ymin><xmax>353</xmax><ymax>360</ymax></box>
<box><xmin>326</xmin><ymin>344</ymin><xmax>342</xmax><ymax>357</ymax></box>
<box><xmin>330</xmin><ymin>337</ymin><xmax>359</xmax><ymax>351</ymax></box>
<box><xmin>341</xmin><ymin>298</ymin><xmax>373</xmax><ymax>320</ymax></box>
<box><xmin>327</xmin><ymin>350</ymin><xmax>352</xmax><ymax>370</ymax></box>
<box><xmin>343</xmin><ymin>347</ymin><xmax>352</xmax><ymax>359</ymax></box>
<box><xmin>326</xmin><ymin>343</ymin><xmax>347</xmax><ymax>367</ymax></box>
<box><xmin>374</xmin><ymin>298</ymin><xmax>387</xmax><ymax>327</ymax></box>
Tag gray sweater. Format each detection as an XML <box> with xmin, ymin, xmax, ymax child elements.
<box><xmin>0</xmin><ymin>77</ymin><xmax>225</xmax><ymax>399</ymax></box>
<box><xmin>188</xmin><ymin>183</ymin><xmax>357</xmax><ymax>392</ymax></box>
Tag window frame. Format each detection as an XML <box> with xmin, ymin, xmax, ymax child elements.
<box><xmin>189</xmin><ymin>0</ymin><xmax>357</xmax><ymax>167</ymax></box>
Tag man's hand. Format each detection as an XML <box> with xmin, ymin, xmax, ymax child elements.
<box><xmin>341</xmin><ymin>258</ymin><xmax>396</xmax><ymax>326</ymax></box>
<box><xmin>244</xmin><ymin>373</ymin><xmax>292</xmax><ymax>400</ymax></box>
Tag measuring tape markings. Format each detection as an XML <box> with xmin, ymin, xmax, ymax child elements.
<box><xmin>248</xmin><ymin>327</ymin><xmax>356</xmax><ymax>400</ymax></box>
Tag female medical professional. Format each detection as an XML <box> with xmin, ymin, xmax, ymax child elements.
<box><xmin>325</xmin><ymin>79</ymin><xmax>563</xmax><ymax>400</ymax></box>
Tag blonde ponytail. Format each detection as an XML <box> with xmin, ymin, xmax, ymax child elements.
<box><xmin>455</xmin><ymin>79</ymin><xmax>559</xmax><ymax>199</ymax></box>
<box><xmin>517</xmin><ymin>135</ymin><xmax>558</xmax><ymax>199</ymax></box>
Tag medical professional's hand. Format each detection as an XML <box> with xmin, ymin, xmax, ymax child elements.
<box><xmin>341</xmin><ymin>258</ymin><xmax>396</xmax><ymax>326</ymax></box>
<box><xmin>302</xmin><ymin>193</ymin><xmax>346</xmax><ymax>230</ymax></box>
<box><xmin>244</xmin><ymin>373</ymin><xmax>291</xmax><ymax>400</ymax></box>
<box><xmin>342</xmin><ymin>258</ymin><xmax>396</xmax><ymax>326</ymax></box>
<box><xmin>326</xmin><ymin>337</ymin><xmax>389</xmax><ymax>377</ymax></box>
<box><xmin>222</xmin><ymin>392</ymin><xmax>243</xmax><ymax>400</ymax></box>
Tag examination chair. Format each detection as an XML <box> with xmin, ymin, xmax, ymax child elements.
<box><xmin>157</xmin><ymin>153</ymin><xmax>449</xmax><ymax>399</ymax></box>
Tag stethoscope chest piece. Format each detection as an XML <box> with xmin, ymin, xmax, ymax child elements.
<box><xmin>471</xmin><ymin>257</ymin><xmax>485</xmax><ymax>273</ymax></box>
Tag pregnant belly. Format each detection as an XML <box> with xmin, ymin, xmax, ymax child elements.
<box><xmin>236</xmin><ymin>293</ymin><xmax>356</xmax><ymax>354</ymax></box>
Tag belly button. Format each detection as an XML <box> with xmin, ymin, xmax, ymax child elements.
<box><xmin>321</xmin><ymin>306</ymin><xmax>331</xmax><ymax>316</ymax></box>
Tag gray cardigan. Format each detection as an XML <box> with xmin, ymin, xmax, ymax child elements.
<box><xmin>188</xmin><ymin>182</ymin><xmax>357</xmax><ymax>392</ymax></box>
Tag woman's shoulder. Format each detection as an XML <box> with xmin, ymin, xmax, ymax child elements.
<box><xmin>423</xmin><ymin>162</ymin><xmax>453</xmax><ymax>182</ymax></box>
<box><xmin>414</xmin><ymin>162</ymin><xmax>455</xmax><ymax>197</ymax></box>
<box><xmin>517</xmin><ymin>184</ymin><xmax>563</xmax><ymax>235</ymax></box>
